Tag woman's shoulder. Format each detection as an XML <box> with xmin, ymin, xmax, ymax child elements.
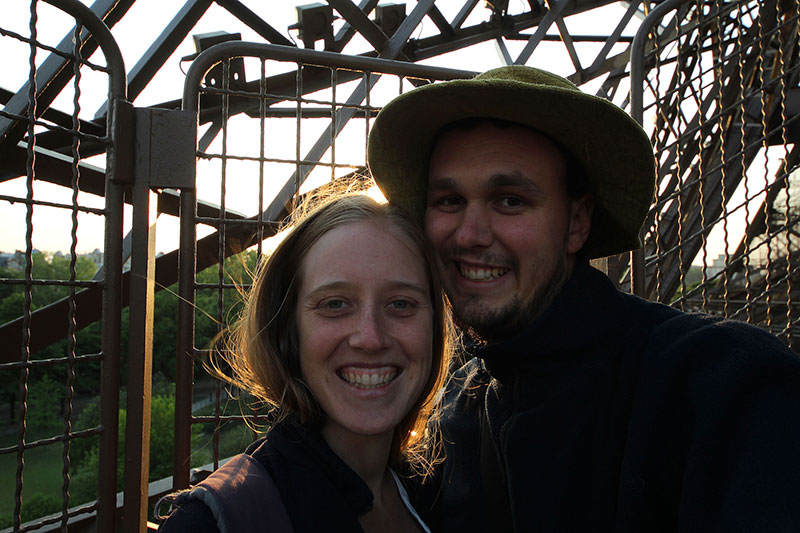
<box><xmin>158</xmin><ymin>451</ymin><xmax>293</xmax><ymax>533</ymax></box>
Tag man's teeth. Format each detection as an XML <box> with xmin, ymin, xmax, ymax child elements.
<box><xmin>339</xmin><ymin>367</ymin><xmax>398</xmax><ymax>389</ymax></box>
<box><xmin>459</xmin><ymin>264</ymin><xmax>508</xmax><ymax>281</ymax></box>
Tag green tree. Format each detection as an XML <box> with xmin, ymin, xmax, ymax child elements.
<box><xmin>0</xmin><ymin>493</ymin><xmax>62</xmax><ymax>530</ymax></box>
<box><xmin>25</xmin><ymin>374</ymin><xmax>64</xmax><ymax>435</ymax></box>
<box><xmin>70</xmin><ymin>389</ymin><xmax>203</xmax><ymax>502</ymax></box>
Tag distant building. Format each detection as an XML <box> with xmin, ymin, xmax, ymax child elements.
<box><xmin>706</xmin><ymin>254</ymin><xmax>727</xmax><ymax>278</ymax></box>
<box><xmin>0</xmin><ymin>252</ymin><xmax>13</xmax><ymax>269</ymax></box>
<box><xmin>84</xmin><ymin>248</ymin><xmax>104</xmax><ymax>267</ymax></box>
<box><xmin>0</xmin><ymin>250</ymin><xmax>32</xmax><ymax>271</ymax></box>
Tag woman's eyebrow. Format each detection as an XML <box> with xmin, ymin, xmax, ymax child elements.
<box><xmin>305</xmin><ymin>280</ymin><xmax>428</xmax><ymax>298</ymax></box>
<box><xmin>386</xmin><ymin>280</ymin><xmax>429</xmax><ymax>296</ymax></box>
<box><xmin>304</xmin><ymin>281</ymin><xmax>350</xmax><ymax>301</ymax></box>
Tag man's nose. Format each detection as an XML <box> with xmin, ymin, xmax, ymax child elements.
<box><xmin>348</xmin><ymin>308</ymin><xmax>390</xmax><ymax>352</ymax></box>
<box><xmin>454</xmin><ymin>204</ymin><xmax>493</xmax><ymax>248</ymax></box>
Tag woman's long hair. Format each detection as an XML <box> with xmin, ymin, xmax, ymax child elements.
<box><xmin>217</xmin><ymin>190</ymin><xmax>452</xmax><ymax>476</ymax></box>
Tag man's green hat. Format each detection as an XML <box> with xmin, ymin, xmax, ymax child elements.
<box><xmin>367</xmin><ymin>65</ymin><xmax>657</xmax><ymax>259</ymax></box>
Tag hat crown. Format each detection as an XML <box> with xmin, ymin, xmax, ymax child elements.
<box><xmin>476</xmin><ymin>65</ymin><xmax>579</xmax><ymax>92</ymax></box>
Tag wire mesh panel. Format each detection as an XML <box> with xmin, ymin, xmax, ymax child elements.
<box><xmin>0</xmin><ymin>0</ymin><xmax>127</xmax><ymax>530</ymax></box>
<box><xmin>632</xmin><ymin>0</ymin><xmax>800</xmax><ymax>350</ymax></box>
<box><xmin>176</xmin><ymin>44</ymin><xmax>474</xmax><ymax>488</ymax></box>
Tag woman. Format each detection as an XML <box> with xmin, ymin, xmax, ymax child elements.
<box><xmin>159</xmin><ymin>193</ymin><xmax>450</xmax><ymax>533</ymax></box>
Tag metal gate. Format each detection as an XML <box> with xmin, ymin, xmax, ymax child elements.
<box><xmin>174</xmin><ymin>43</ymin><xmax>475</xmax><ymax>489</ymax></box>
<box><xmin>631</xmin><ymin>0</ymin><xmax>800</xmax><ymax>349</ymax></box>
<box><xmin>0</xmin><ymin>0</ymin><xmax>127</xmax><ymax>531</ymax></box>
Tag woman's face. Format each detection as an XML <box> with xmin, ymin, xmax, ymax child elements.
<box><xmin>296</xmin><ymin>220</ymin><xmax>433</xmax><ymax>443</ymax></box>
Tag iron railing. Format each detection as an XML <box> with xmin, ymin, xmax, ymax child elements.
<box><xmin>0</xmin><ymin>0</ymin><xmax>128</xmax><ymax>531</ymax></box>
<box><xmin>632</xmin><ymin>0</ymin><xmax>800</xmax><ymax>349</ymax></box>
<box><xmin>176</xmin><ymin>42</ymin><xmax>476</xmax><ymax>490</ymax></box>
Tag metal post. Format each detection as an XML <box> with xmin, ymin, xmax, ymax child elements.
<box><xmin>629</xmin><ymin>0</ymin><xmax>689</xmax><ymax>296</ymax></box>
<box><xmin>174</xmin><ymin>188</ymin><xmax>197</xmax><ymax>490</ymax></box>
<box><xmin>97</xmin><ymin>97</ymin><xmax>131</xmax><ymax>532</ymax></box>
<box><xmin>123</xmin><ymin>109</ymin><xmax>159</xmax><ymax>532</ymax></box>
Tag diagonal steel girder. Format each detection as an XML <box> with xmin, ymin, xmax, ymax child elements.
<box><xmin>514</xmin><ymin>0</ymin><xmax>572</xmax><ymax>64</ymax></box>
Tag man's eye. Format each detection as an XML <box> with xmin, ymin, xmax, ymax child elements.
<box><xmin>430</xmin><ymin>195</ymin><xmax>463</xmax><ymax>209</ymax></box>
<box><xmin>498</xmin><ymin>196</ymin><xmax>524</xmax><ymax>208</ymax></box>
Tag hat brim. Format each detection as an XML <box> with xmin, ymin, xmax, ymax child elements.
<box><xmin>367</xmin><ymin>75</ymin><xmax>656</xmax><ymax>259</ymax></box>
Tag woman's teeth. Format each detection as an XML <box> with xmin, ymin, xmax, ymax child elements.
<box><xmin>339</xmin><ymin>367</ymin><xmax>398</xmax><ymax>389</ymax></box>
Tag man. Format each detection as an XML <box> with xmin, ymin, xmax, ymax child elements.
<box><xmin>367</xmin><ymin>66</ymin><xmax>800</xmax><ymax>531</ymax></box>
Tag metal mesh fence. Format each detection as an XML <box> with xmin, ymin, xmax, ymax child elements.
<box><xmin>0</xmin><ymin>1</ymin><xmax>126</xmax><ymax>530</ymax></box>
<box><xmin>176</xmin><ymin>45</ymin><xmax>474</xmax><ymax>486</ymax></box>
<box><xmin>633</xmin><ymin>0</ymin><xmax>800</xmax><ymax>349</ymax></box>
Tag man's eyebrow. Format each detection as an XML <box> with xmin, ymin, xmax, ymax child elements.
<box><xmin>427</xmin><ymin>177</ymin><xmax>457</xmax><ymax>192</ymax></box>
<box><xmin>427</xmin><ymin>172</ymin><xmax>544</xmax><ymax>194</ymax></box>
<box><xmin>487</xmin><ymin>171</ymin><xmax>541</xmax><ymax>192</ymax></box>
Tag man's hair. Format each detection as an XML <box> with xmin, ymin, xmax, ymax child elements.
<box><xmin>437</xmin><ymin>117</ymin><xmax>593</xmax><ymax>200</ymax></box>
<box><xmin>219</xmin><ymin>192</ymin><xmax>452</xmax><ymax>474</ymax></box>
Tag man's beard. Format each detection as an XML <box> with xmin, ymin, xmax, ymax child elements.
<box><xmin>448</xmin><ymin>243</ymin><xmax>571</xmax><ymax>343</ymax></box>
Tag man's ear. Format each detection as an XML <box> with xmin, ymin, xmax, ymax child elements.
<box><xmin>566</xmin><ymin>194</ymin><xmax>594</xmax><ymax>254</ymax></box>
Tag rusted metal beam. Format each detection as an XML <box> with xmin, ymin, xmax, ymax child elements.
<box><xmin>328</xmin><ymin>0</ymin><xmax>390</xmax><ymax>52</ymax></box>
<box><xmin>215</xmin><ymin>0</ymin><xmax>294</xmax><ymax>46</ymax></box>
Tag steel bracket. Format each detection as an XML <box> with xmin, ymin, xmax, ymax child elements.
<box><xmin>134</xmin><ymin>107</ymin><xmax>198</xmax><ymax>189</ymax></box>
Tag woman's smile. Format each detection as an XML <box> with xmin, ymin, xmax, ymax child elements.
<box><xmin>337</xmin><ymin>365</ymin><xmax>400</xmax><ymax>389</ymax></box>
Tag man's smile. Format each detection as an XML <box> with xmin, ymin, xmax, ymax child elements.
<box><xmin>457</xmin><ymin>263</ymin><xmax>510</xmax><ymax>281</ymax></box>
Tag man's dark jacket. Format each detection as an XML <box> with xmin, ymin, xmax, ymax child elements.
<box><xmin>422</xmin><ymin>264</ymin><xmax>800</xmax><ymax>532</ymax></box>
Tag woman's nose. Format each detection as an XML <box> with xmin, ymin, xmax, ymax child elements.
<box><xmin>348</xmin><ymin>309</ymin><xmax>390</xmax><ymax>352</ymax></box>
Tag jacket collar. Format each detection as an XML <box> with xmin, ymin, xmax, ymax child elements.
<box><xmin>253</xmin><ymin>421</ymin><xmax>374</xmax><ymax>524</ymax></box>
<box><xmin>476</xmin><ymin>264</ymin><xmax>623</xmax><ymax>377</ymax></box>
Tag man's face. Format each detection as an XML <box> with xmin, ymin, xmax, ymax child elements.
<box><xmin>424</xmin><ymin>122</ymin><xmax>592</xmax><ymax>339</ymax></box>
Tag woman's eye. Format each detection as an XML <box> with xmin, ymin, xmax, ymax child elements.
<box><xmin>323</xmin><ymin>299</ymin><xmax>346</xmax><ymax>310</ymax></box>
<box><xmin>314</xmin><ymin>299</ymin><xmax>350</xmax><ymax>315</ymax></box>
<box><xmin>388</xmin><ymin>299</ymin><xmax>416</xmax><ymax>313</ymax></box>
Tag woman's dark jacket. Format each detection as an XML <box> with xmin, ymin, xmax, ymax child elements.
<box><xmin>159</xmin><ymin>422</ymin><xmax>374</xmax><ymax>533</ymax></box>
<box><xmin>419</xmin><ymin>264</ymin><xmax>800</xmax><ymax>532</ymax></box>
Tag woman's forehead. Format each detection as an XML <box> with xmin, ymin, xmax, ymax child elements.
<box><xmin>299</xmin><ymin>220</ymin><xmax>429</xmax><ymax>289</ymax></box>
